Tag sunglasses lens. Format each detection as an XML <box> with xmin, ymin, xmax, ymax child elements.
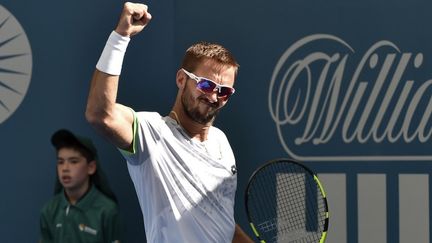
<box><xmin>219</xmin><ymin>87</ymin><xmax>234</xmax><ymax>97</ymax></box>
<box><xmin>197</xmin><ymin>79</ymin><xmax>217</xmax><ymax>93</ymax></box>
<box><xmin>197</xmin><ymin>79</ymin><xmax>235</xmax><ymax>100</ymax></box>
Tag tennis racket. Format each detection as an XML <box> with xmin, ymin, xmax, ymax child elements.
<box><xmin>244</xmin><ymin>158</ymin><xmax>329</xmax><ymax>243</ymax></box>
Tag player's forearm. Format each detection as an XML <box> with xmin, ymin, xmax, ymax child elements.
<box><xmin>86</xmin><ymin>69</ymin><xmax>119</xmax><ymax>124</ymax></box>
<box><xmin>86</xmin><ymin>28</ymin><xmax>129</xmax><ymax>126</ymax></box>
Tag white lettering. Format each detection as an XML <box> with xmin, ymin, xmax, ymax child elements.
<box><xmin>269</xmin><ymin>34</ymin><xmax>432</xmax><ymax>160</ymax></box>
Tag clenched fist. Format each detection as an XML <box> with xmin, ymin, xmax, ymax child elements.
<box><xmin>115</xmin><ymin>2</ymin><xmax>152</xmax><ymax>37</ymax></box>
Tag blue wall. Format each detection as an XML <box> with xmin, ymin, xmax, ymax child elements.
<box><xmin>2</xmin><ymin>0</ymin><xmax>432</xmax><ymax>242</ymax></box>
<box><xmin>1</xmin><ymin>1</ymin><xmax>174</xmax><ymax>242</ymax></box>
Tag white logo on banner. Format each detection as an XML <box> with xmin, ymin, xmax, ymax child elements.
<box><xmin>0</xmin><ymin>5</ymin><xmax>32</xmax><ymax>124</ymax></box>
<box><xmin>269</xmin><ymin>34</ymin><xmax>432</xmax><ymax>161</ymax></box>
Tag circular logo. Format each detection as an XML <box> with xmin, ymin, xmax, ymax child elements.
<box><xmin>0</xmin><ymin>5</ymin><xmax>32</xmax><ymax>124</ymax></box>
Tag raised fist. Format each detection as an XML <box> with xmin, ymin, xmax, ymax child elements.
<box><xmin>115</xmin><ymin>2</ymin><xmax>152</xmax><ymax>37</ymax></box>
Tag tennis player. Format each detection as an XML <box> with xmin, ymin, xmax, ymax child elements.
<box><xmin>86</xmin><ymin>2</ymin><xmax>253</xmax><ymax>242</ymax></box>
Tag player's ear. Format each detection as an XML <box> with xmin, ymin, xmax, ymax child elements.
<box><xmin>176</xmin><ymin>69</ymin><xmax>187</xmax><ymax>89</ymax></box>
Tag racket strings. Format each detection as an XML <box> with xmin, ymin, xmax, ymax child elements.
<box><xmin>246</xmin><ymin>161</ymin><xmax>327</xmax><ymax>243</ymax></box>
<box><xmin>275</xmin><ymin>165</ymin><xmax>324</xmax><ymax>241</ymax></box>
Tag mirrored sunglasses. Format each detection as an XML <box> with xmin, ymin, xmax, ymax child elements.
<box><xmin>182</xmin><ymin>68</ymin><xmax>235</xmax><ymax>100</ymax></box>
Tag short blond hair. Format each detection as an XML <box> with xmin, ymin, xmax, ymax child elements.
<box><xmin>181</xmin><ymin>41</ymin><xmax>239</xmax><ymax>77</ymax></box>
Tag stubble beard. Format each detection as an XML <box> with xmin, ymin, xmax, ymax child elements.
<box><xmin>181</xmin><ymin>89</ymin><xmax>220</xmax><ymax>125</ymax></box>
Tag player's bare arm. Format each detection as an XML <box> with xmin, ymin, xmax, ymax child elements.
<box><xmin>85</xmin><ymin>2</ymin><xmax>151</xmax><ymax>150</ymax></box>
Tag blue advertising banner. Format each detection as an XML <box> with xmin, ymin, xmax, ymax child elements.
<box><xmin>174</xmin><ymin>1</ymin><xmax>432</xmax><ymax>242</ymax></box>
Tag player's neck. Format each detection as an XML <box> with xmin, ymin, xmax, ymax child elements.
<box><xmin>169</xmin><ymin>110</ymin><xmax>211</xmax><ymax>142</ymax></box>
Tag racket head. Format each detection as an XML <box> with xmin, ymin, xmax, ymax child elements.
<box><xmin>244</xmin><ymin>158</ymin><xmax>329</xmax><ymax>243</ymax></box>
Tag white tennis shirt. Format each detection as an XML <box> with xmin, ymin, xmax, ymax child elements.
<box><xmin>120</xmin><ymin>112</ymin><xmax>237</xmax><ymax>243</ymax></box>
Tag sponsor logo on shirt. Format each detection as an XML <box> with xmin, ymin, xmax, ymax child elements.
<box><xmin>231</xmin><ymin>165</ymin><xmax>237</xmax><ymax>175</ymax></box>
<box><xmin>78</xmin><ymin>224</ymin><xmax>97</xmax><ymax>236</ymax></box>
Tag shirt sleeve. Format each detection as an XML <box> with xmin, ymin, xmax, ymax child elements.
<box><xmin>118</xmin><ymin>110</ymin><xmax>142</xmax><ymax>165</ymax></box>
<box><xmin>118</xmin><ymin>108</ymin><xmax>138</xmax><ymax>155</ymax></box>
<box><xmin>118</xmin><ymin>111</ymin><xmax>162</xmax><ymax>166</ymax></box>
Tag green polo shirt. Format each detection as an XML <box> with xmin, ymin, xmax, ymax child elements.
<box><xmin>39</xmin><ymin>185</ymin><xmax>121</xmax><ymax>243</ymax></box>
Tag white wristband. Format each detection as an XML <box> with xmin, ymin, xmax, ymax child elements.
<box><xmin>96</xmin><ymin>31</ymin><xmax>131</xmax><ymax>75</ymax></box>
